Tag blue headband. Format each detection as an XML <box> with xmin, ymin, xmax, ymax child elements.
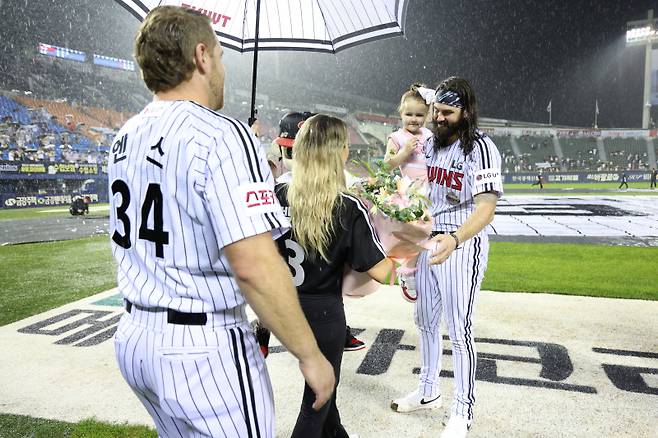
<box><xmin>435</xmin><ymin>90</ymin><xmax>464</xmax><ymax>108</ymax></box>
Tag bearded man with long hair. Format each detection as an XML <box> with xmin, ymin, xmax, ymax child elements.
<box><xmin>391</xmin><ymin>77</ymin><xmax>504</xmax><ymax>438</ymax></box>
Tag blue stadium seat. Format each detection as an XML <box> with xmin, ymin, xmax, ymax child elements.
<box><xmin>0</xmin><ymin>96</ymin><xmax>33</xmax><ymax>125</ymax></box>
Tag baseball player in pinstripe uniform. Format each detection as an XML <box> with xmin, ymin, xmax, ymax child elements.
<box><xmin>109</xmin><ymin>7</ymin><xmax>334</xmax><ymax>437</ymax></box>
<box><xmin>391</xmin><ymin>77</ymin><xmax>503</xmax><ymax>438</ymax></box>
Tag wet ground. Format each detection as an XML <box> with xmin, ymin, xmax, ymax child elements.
<box><xmin>0</xmin><ymin>215</ymin><xmax>109</xmax><ymax>246</ymax></box>
<box><xmin>490</xmin><ymin>234</ymin><xmax>658</xmax><ymax>246</ymax></box>
<box><xmin>2</xmin><ymin>196</ymin><xmax>657</xmax><ymax>246</ymax></box>
<box><xmin>3</xmin><ymin>288</ymin><xmax>657</xmax><ymax>438</ymax></box>
<box><xmin>490</xmin><ymin>196</ymin><xmax>658</xmax><ymax>246</ymax></box>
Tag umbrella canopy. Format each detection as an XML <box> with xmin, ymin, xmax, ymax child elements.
<box><xmin>116</xmin><ymin>0</ymin><xmax>409</xmax><ymax>118</ymax></box>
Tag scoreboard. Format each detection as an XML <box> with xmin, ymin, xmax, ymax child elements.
<box><xmin>37</xmin><ymin>43</ymin><xmax>135</xmax><ymax>72</ymax></box>
<box><xmin>37</xmin><ymin>43</ymin><xmax>86</xmax><ymax>62</ymax></box>
<box><xmin>93</xmin><ymin>54</ymin><xmax>135</xmax><ymax>72</ymax></box>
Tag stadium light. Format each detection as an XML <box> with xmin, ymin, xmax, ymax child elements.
<box><xmin>626</xmin><ymin>10</ymin><xmax>656</xmax><ymax>129</ymax></box>
<box><xmin>626</xmin><ymin>26</ymin><xmax>657</xmax><ymax>45</ymax></box>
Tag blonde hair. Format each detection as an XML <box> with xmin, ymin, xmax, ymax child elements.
<box><xmin>397</xmin><ymin>82</ymin><xmax>429</xmax><ymax>114</ymax></box>
<box><xmin>135</xmin><ymin>6</ymin><xmax>217</xmax><ymax>93</ymax></box>
<box><xmin>287</xmin><ymin>114</ymin><xmax>348</xmax><ymax>262</ymax></box>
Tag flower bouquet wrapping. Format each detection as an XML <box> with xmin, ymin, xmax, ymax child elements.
<box><xmin>342</xmin><ymin>161</ymin><xmax>432</xmax><ymax>297</ymax></box>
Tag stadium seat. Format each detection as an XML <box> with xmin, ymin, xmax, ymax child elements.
<box><xmin>560</xmin><ymin>137</ymin><xmax>599</xmax><ymax>170</ymax></box>
<box><xmin>603</xmin><ymin>137</ymin><xmax>649</xmax><ymax>170</ymax></box>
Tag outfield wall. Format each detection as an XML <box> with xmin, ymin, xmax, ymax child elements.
<box><xmin>1</xmin><ymin>192</ymin><xmax>103</xmax><ymax>208</ymax></box>
<box><xmin>0</xmin><ymin>160</ymin><xmax>108</xmax><ymax>208</ymax></box>
<box><xmin>0</xmin><ymin>161</ymin><xmax>104</xmax><ymax>179</ymax></box>
<box><xmin>505</xmin><ymin>171</ymin><xmax>652</xmax><ymax>184</ymax></box>
<box><xmin>0</xmin><ymin>163</ymin><xmax>654</xmax><ymax>209</ymax></box>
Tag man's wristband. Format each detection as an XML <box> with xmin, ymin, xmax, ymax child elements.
<box><xmin>449</xmin><ymin>232</ymin><xmax>460</xmax><ymax>247</ymax></box>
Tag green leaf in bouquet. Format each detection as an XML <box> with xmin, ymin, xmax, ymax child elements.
<box><xmin>352</xmin><ymin>159</ymin><xmax>376</xmax><ymax>177</ymax></box>
<box><xmin>376</xmin><ymin>159</ymin><xmax>396</xmax><ymax>174</ymax></box>
<box><xmin>352</xmin><ymin>159</ymin><xmax>433</xmax><ymax>224</ymax></box>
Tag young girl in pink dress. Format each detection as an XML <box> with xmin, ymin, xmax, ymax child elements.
<box><xmin>384</xmin><ymin>84</ymin><xmax>433</xmax><ymax>302</ymax></box>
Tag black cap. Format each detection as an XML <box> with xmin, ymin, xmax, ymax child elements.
<box><xmin>274</xmin><ymin>111</ymin><xmax>315</xmax><ymax>148</ymax></box>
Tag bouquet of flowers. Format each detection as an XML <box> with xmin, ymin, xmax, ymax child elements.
<box><xmin>355</xmin><ymin>160</ymin><xmax>430</xmax><ymax>224</ymax></box>
<box><xmin>342</xmin><ymin>161</ymin><xmax>433</xmax><ymax>297</ymax></box>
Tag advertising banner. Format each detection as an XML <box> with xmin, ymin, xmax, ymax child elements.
<box><xmin>1</xmin><ymin>193</ymin><xmax>100</xmax><ymax>209</ymax></box>
<box><xmin>504</xmin><ymin>171</ymin><xmax>651</xmax><ymax>184</ymax></box>
<box><xmin>0</xmin><ymin>161</ymin><xmax>103</xmax><ymax>179</ymax></box>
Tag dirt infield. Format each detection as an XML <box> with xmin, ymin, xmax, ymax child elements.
<box><xmin>1</xmin><ymin>288</ymin><xmax>656</xmax><ymax>437</ymax></box>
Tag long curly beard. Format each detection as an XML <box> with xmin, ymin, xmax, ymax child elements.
<box><xmin>430</xmin><ymin>119</ymin><xmax>464</xmax><ymax>149</ymax></box>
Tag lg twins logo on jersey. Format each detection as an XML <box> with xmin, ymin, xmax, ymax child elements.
<box><xmin>427</xmin><ymin>166</ymin><xmax>464</xmax><ymax>191</ymax></box>
<box><xmin>237</xmin><ymin>182</ymin><xmax>280</xmax><ymax>216</ymax></box>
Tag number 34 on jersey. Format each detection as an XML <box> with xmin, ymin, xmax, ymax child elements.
<box><xmin>110</xmin><ymin>135</ymin><xmax>169</xmax><ymax>258</ymax></box>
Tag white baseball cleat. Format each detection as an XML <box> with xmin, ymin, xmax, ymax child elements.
<box><xmin>390</xmin><ymin>390</ymin><xmax>441</xmax><ymax>413</ymax></box>
<box><xmin>439</xmin><ymin>415</ymin><xmax>471</xmax><ymax>438</ymax></box>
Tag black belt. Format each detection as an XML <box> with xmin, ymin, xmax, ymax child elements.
<box><xmin>430</xmin><ymin>230</ymin><xmax>455</xmax><ymax>237</ymax></box>
<box><xmin>125</xmin><ymin>300</ymin><xmax>208</xmax><ymax>325</ymax></box>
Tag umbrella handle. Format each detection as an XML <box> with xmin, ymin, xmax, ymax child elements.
<box><xmin>250</xmin><ymin>0</ymin><xmax>262</xmax><ymax>121</ymax></box>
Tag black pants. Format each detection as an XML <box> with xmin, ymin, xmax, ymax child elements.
<box><xmin>619</xmin><ymin>181</ymin><xmax>628</xmax><ymax>189</ymax></box>
<box><xmin>291</xmin><ymin>294</ymin><xmax>348</xmax><ymax>438</ymax></box>
<box><xmin>651</xmin><ymin>179</ymin><xmax>656</xmax><ymax>188</ymax></box>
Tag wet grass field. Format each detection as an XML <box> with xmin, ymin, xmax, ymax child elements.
<box><xmin>0</xmin><ymin>190</ymin><xmax>656</xmax><ymax>437</ymax></box>
<box><xmin>1</xmin><ymin>236</ymin><xmax>656</xmax><ymax>328</ymax></box>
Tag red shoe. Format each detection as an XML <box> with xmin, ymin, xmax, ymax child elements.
<box><xmin>400</xmin><ymin>277</ymin><xmax>417</xmax><ymax>303</ymax></box>
<box><xmin>253</xmin><ymin>320</ymin><xmax>270</xmax><ymax>358</ymax></box>
<box><xmin>344</xmin><ymin>326</ymin><xmax>366</xmax><ymax>351</ymax></box>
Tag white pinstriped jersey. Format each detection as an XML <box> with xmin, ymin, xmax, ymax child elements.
<box><xmin>423</xmin><ymin>133</ymin><xmax>503</xmax><ymax>231</ymax></box>
<box><xmin>108</xmin><ymin>100</ymin><xmax>289</xmax><ymax>319</ymax></box>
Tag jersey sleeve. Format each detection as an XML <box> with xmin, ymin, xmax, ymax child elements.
<box><xmin>343</xmin><ymin>195</ymin><xmax>387</xmax><ymax>272</ymax></box>
<box><xmin>468</xmin><ymin>136</ymin><xmax>504</xmax><ymax>197</ymax></box>
<box><xmin>204</xmin><ymin>122</ymin><xmax>290</xmax><ymax>249</ymax></box>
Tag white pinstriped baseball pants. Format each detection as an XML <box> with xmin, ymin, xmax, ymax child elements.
<box><xmin>114</xmin><ymin>305</ymin><xmax>274</xmax><ymax>437</ymax></box>
<box><xmin>414</xmin><ymin>235</ymin><xmax>489</xmax><ymax>421</ymax></box>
